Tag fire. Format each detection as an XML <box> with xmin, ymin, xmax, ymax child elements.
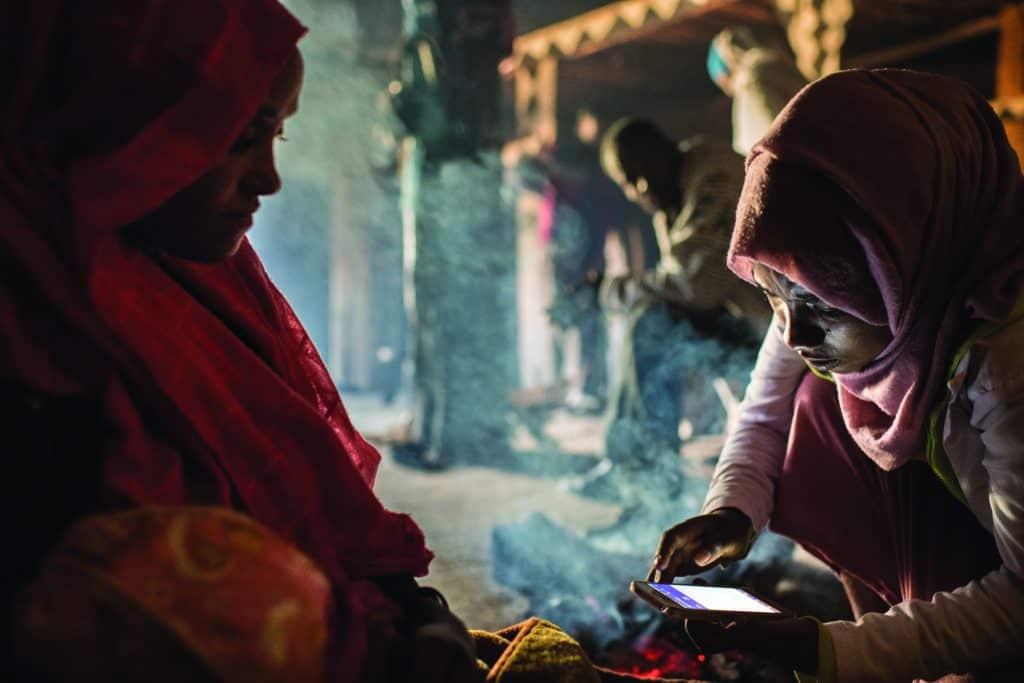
<box><xmin>611</xmin><ymin>635</ymin><xmax>705</xmax><ymax>679</ymax></box>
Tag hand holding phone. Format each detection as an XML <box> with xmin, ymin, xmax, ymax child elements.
<box><xmin>683</xmin><ymin>615</ymin><xmax>820</xmax><ymax>673</ymax></box>
<box><xmin>631</xmin><ymin>581</ymin><xmax>788</xmax><ymax>621</ymax></box>
<box><xmin>632</xmin><ymin>580</ymin><xmax>818</xmax><ymax>672</ymax></box>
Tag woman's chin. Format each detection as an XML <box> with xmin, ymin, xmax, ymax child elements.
<box><xmin>173</xmin><ymin>233</ymin><xmax>247</xmax><ymax>263</ymax></box>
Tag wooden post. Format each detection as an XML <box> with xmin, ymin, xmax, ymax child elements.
<box><xmin>397</xmin><ymin>0</ymin><xmax>516</xmax><ymax>466</ymax></box>
<box><xmin>778</xmin><ymin>0</ymin><xmax>853</xmax><ymax>79</ymax></box>
<box><xmin>997</xmin><ymin>4</ymin><xmax>1024</xmax><ymax>169</ymax></box>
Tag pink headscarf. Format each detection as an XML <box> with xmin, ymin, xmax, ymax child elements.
<box><xmin>729</xmin><ymin>69</ymin><xmax>1024</xmax><ymax>470</ymax></box>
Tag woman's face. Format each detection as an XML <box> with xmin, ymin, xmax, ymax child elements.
<box><xmin>129</xmin><ymin>51</ymin><xmax>304</xmax><ymax>262</ymax></box>
<box><xmin>752</xmin><ymin>263</ymin><xmax>892</xmax><ymax>374</ymax></box>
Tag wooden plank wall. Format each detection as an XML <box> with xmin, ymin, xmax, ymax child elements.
<box><xmin>998</xmin><ymin>4</ymin><xmax>1024</xmax><ymax>169</ymax></box>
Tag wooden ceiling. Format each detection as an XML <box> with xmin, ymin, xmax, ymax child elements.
<box><xmin>517</xmin><ymin>0</ymin><xmax>1009</xmax><ymax>140</ymax></box>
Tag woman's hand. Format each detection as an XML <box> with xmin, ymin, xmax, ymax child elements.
<box><xmin>684</xmin><ymin>616</ymin><xmax>819</xmax><ymax>673</ymax></box>
<box><xmin>648</xmin><ymin>507</ymin><xmax>755</xmax><ymax>582</ymax></box>
<box><xmin>412</xmin><ymin>619</ymin><xmax>480</xmax><ymax>683</ymax></box>
<box><xmin>408</xmin><ymin>591</ymin><xmax>481</xmax><ymax>683</ymax></box>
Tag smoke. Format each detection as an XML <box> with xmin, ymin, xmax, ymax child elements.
<box><xmin>408</xmin><ymin>152</ymin><xmax>518</xmax><ymax>461</ymax></box>
<box><xmin>252</xmin><ymin>0</ymin><xmax>406</xmax><ymax>389</ymax></box>
<box><xmin>491</xmin><ymin>259</ymin><xmax>852</xmax><ymax>661</ymax></box>
<box><xmin>251</xmin><ymin>182</ymin><xmax>331</xmax><ymax>355</ymax></box>
<box><xmin>249</xmin><ymin>3</ymin><xmax>850</xmax><ymax>675</ymax></box>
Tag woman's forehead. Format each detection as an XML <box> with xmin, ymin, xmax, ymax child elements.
<box><xmin>264</xmin><ymin>50</ymin><xmax>303</xmax><ymax>118</ymax></box>
<box><xmin>751</xmin><ymin>263</ymin><xmax>786</xmax><ymax>290</ymax></box>
<box><xmin>752</xmin><ymin>264</ymin><xmax>816</xmax><ymax>300</ymax></box>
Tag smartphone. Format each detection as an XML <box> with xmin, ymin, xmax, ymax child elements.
<box><xmin>631</xmin><ymin>581</ymin><xmax>789</xmax><ymax>621</ymax></box>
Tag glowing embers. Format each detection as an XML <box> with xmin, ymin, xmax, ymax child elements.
<box><xmin>597</xmin><ymin>627</ymin><xmax>796</xmax><ymax>682</ymax></box>
<box><xmin>602</xmin><ymin>634</ymin><xmax>706</xmax><ymax>679</ymax></box>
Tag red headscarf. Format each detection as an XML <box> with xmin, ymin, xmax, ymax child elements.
<box><xmin>729</xmin><ymin>69</ymin><xmax>1024</xmax><ymax>470</ymax></box>
<box><xmin>0</xmin><ymin>0</ymin><xmax>432</xmax><ymax>657</ymax></box>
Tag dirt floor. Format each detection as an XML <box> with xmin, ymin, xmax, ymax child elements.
<box><xmin>373</xmin><ymin>448</ymin><xmax>622</xmax><ymax>631</ymax></box>
<box><xmin>349</xmin><ymin>392</ymin><xmax>624</xmax><ymax>630</ymax></box>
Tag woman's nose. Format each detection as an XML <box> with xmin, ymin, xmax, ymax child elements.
<box><xmin>243</xmin><ymin>144</ymin><xmax>282</xmax><ymax>197</ymax></box>
<box><xmin>782</xmin><ymin>305</ymin><xmax>826</xmax><ymax>350</ymax></box>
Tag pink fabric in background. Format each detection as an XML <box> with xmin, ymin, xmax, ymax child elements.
<box><xmin>538</xmin><ymin>181</ymin><xmax>557</xmax><ymax>244</ymax></box>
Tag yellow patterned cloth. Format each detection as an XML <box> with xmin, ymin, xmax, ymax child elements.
<box><xmin>472</xmin><ymin>617</ymin><xmax>702</xmax><ymax>683</ymax></box>
<box><xmin>14</xmin><ymin>508</ymin><xmax>707</xmax><ymax>682</ymax></box>
<box><xmin>13</xmin><ymin>507</ymin><xmax>331</xmax><ymax>683</ymax></box>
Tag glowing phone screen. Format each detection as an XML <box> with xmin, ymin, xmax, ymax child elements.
<box><xmin>649</xmin><ymin>584</ymin><xmax>780</xmax><ymax>613</ymax></box>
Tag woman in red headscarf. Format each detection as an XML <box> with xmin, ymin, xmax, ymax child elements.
<box><xmin>1</xmin><ymin>2</ymin><xmax>478</xmax><ymax>681</ymax></box>
<box><xmin>649</xmin><ymin>69</ymin><xmax>1024</xmax><ymax>682</ymax></box>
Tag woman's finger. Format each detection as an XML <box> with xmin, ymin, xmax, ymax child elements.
<box><xmin>652</xmin><ymin>526</ymin><xmax>691</xmax><ymax>570</ymax></box>
<box><xmin>684</xmin><ymin>619</ymin><xmax>734</xmax><ymax>653</ymax></box>
<box><xmin>651</xmin><ymin>512</ymin><xmax>751</xmax><ymax>582</ymax></box>
<box><xmin>650</xmin><ymin>541</ymin><xmax>700</xmax><ymax>582</ymax></box>
<box><xmin>662</xmin><ymin>531</ymin><xmax>716</xmax><ymax>580</ymax></box>
<box><xmin>413</xmin><ymin>621</ymin><xmax>480</xmax><ymax>683</ymax></box>
<box><xmin>694</xmin><ymin>538</ymin><xmax>744</xmax><ymax>568</ymax></box>
<box><xmin>650</xmin><ymin>528</ymin><xmax>692</xmax><ymax>582</ymax></box>
<box><xmin>685</xmin><ymin>617</ymin><xmax>818</xmax><ymax>672</ymax></box>
<box><xmin>415</xmin><ymin>643</ymin><xmax>461</xmax><ymax>683</ymax></box>
<box><xmin>693</xmin><ymin>545</ymin><xmax>717</xmax><ymax>567</ymax></box>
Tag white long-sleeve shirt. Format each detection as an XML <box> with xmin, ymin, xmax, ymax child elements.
<box><xmin>703</xmin><ymin>321</ymin><xmax>1024</xmax><ymax>682</ymax></box>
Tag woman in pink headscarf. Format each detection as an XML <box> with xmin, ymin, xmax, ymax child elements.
<box><xmin>650</xmin><ymin>69</ymin><xmax>1024</xmax><ymax>682</ymax></box>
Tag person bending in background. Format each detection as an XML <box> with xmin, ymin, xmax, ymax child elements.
<box><xmin>650</xmin><ymin>69</ymin><xmax>1024</xmax><ymax>682</ymax></box>
<box><xmin>707</xmin><ymin>25</ymin><xmax>807</xmax><ymax>157</ymax></box>
<box><xmin>598</xmin><ymin>119</ymin><xmax>769</xmax><ymax>332</ymax></box>
<box><xmin>1</xmin><ymin>2</ymin><xmax>474</xmax><ymax>681</ymax></box>
<box><xmin>586</xmin><ymin>119</ymin><xmax>769</xmax><ymax>505</ymax></box>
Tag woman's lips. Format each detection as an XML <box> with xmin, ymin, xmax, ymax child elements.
<box><xmin>222</xmin><ymin>213</ymin><xmax>254</xmax><ymax>229</ymax></box>
<box><xmin>801</xmin><ymin>355</ymin><xmax>839</xmax><ymax>372</ymax></box>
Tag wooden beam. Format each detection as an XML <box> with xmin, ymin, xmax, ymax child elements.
<box><xmin>570</xmin><ymin>0</ymin><xmax>738</xmax><ymax>60</ymax></box>
<box><xmin>846</xmin><ymin>14</ymin><xmax>1000</xmax><ymax>68</ymax></box>
<box><xmin>781</xmin><ymin>0</ymin><xmax>854</xmax><ymax>78</ymax></box>
<box><xmin>511</xmin><ymin>0</ymin><xmax>744</xmax><ymax>67</ymax></box>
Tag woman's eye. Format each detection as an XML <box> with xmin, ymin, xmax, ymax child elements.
<box><xmin>230</xmin><ymin>126</ymin><xmax>259</xmax><ymax>153</ymax></box>
<box><xmin>811</xmin><ymin>304</ymin><xmax>844</xmax><ymax>319</ymax></box>
<box><xmin>230</xmin><ymin>123</ymin><xmax>286</xmax><ymax>152</ymax></box>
